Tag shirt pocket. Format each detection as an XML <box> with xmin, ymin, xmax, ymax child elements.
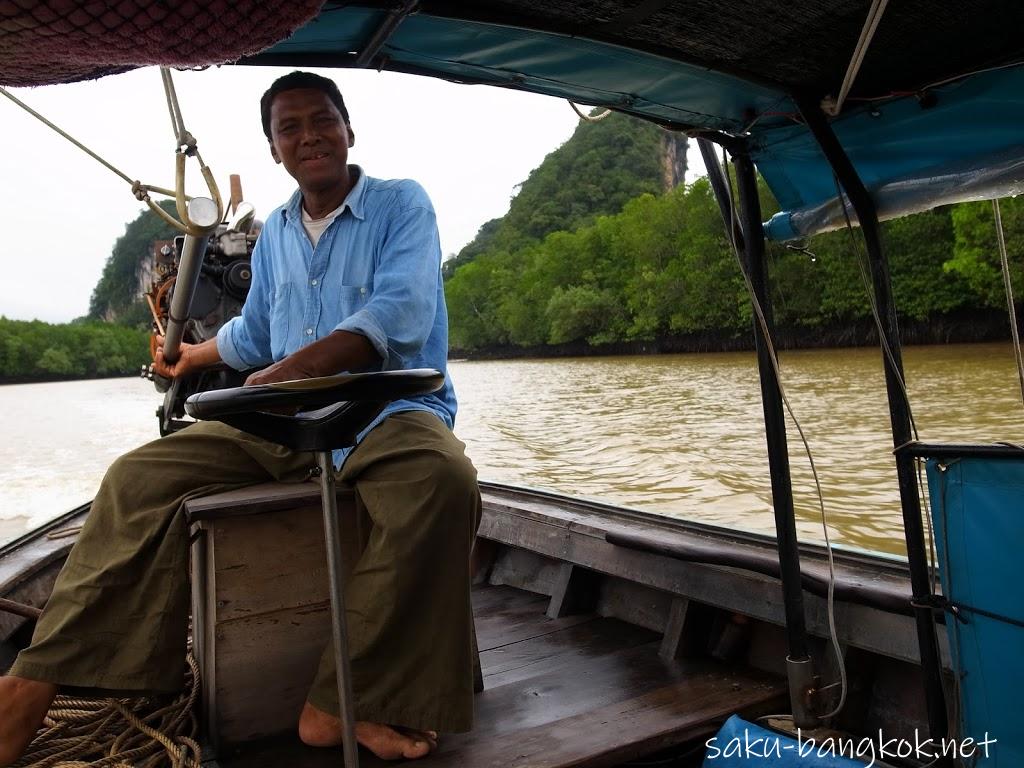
<box><xmin>269</xmin><ymin>283</ymin><xmax>291</xmax><ymax>359</ymax></box>
<box><xmin>338</xmin><ymin>284</ymin><xmax>370</xmax><ymax>318</ymax></box>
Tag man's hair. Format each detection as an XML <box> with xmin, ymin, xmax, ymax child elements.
<box><xmin>260</xmin><ymin>71</ymin><xmax>350</xmax><ymax>140</ymax></box>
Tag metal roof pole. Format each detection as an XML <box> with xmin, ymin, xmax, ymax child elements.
<box><xmin>734</xmin><ymin>147</ymin><xmax>819</xmax><ymax>729</ymax></box>
<box><xmin>698</xmin><ymin>138</ymin><xmax>818</xmax><ymax>727</ymax></box>
<box><xmin>796</xmin><ymin>100</ymin><xmax>950</xmax><ymax>748</ymax></box>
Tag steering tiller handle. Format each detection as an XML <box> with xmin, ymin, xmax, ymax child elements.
<box><xmin>183</xmin><ymin>368</ymin><xmax>444</xmax><ymax>452</ymax></box>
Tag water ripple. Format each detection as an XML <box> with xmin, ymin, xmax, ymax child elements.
<box><xmin>450</xmin><ymin>343</ymin><xmax>1024</xmax><ymax>556</ymax></box>
<box><xmin>2</xmin><ymin>344</ymin><xmax>1021</xmax><ymax>556</ymax></box>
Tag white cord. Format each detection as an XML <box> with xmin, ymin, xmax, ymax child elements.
<box><xmin>568</xmin><ymin>100</ymin><xmax>613</xmax><ymax>122</ymax></box>
<box><xmin>993</xmin><ymin>199</ymin><xmax>1024</xmax><ymax>405</ymax></box>
<box><xmin>721</xmin><ymin>149</ymin><xmax>847</xmax><ymax>719</ymax></box>
<box><xmin>832</xmin><ymin>178</ymin><xmax>944</xmax><ymax>586</ymax></box>
<box><xmin>822</xmin><ymin>0</ymin><xmax>890</xmax><ymax>116</ymax></box>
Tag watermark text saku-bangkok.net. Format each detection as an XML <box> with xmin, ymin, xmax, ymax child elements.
<box><xmin>705</xmin><ymin>728</ymin><xmax>997</xmax><ymax>766</ymax></box>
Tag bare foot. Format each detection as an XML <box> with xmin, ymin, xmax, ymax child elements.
<box><xmin>0</xmin><ymin>676</ymin><xmax>57</xmax><ymax>767</ymax></box>
<box><xmin>299</xmin><ymin>701</ymin><xmax>438</xmax><ymax>760</ymax></box>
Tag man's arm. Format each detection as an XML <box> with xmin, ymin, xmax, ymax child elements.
<box><xmin>151</xmin><ymin>330</ymin><xmax>379</xmax><ymax>386</ymax></box>
<box><xmin>244</xmin><ymin>330</ymin><xmax>379</xmax><ymax>386</ymax></box>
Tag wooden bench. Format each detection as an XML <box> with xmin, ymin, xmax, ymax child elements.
<box><xmin>187</xmin><ymin>481</ymin><xmax>361</xmax><ymax>752</ymax></box>
<box><xmin>187</xmin><ymin>481</ymin><xmax>483</xmax><ymax>755</ymax></box>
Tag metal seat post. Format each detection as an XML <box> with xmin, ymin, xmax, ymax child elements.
<box><xmin>316</xmin><ymin>450</ymin><xmax>360</xmax><ymax>768</ymax></box>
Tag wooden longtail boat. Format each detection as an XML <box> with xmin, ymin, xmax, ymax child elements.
<box><xmin>3</xmin><ymin>2</ymin><xmax>1023</xmax><ymax>766</ymax></box>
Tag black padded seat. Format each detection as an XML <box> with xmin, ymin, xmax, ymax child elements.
<box><xmin>184</xmin><ymin>368</ymin><xmax>445</xmax><ymax>452</ymax></box>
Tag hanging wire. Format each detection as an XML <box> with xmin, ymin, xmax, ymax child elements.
<box><xmin>993</xmin><ymin>199</ymin><xmax>1024</xmax><ymax>405</ymax></box>
<box><xmin>720</xmin><ymin>148</ymin><xmax>848</xmax><ymax>720</ymax></box>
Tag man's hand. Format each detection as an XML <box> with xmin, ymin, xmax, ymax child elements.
<box><xmin>152</xmin><ymin>336</ymin><xmax>196</xmax><ymax>380</ymax></box>
<box><xmin>152</xmin><ymin>336</ymin><xmax>223</xmax><ymax>380</ymax></box>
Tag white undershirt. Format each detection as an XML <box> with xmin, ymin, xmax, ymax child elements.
<box><xmin>301</xmin><ymin>202</ymin><xmax>346</xmax><ymax>248</ymax></box>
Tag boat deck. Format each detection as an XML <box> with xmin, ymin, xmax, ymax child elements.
<box><xmin>210</xmin><ymin>583</ymin><xmax>786</xmax><ymax>768</ymax></box>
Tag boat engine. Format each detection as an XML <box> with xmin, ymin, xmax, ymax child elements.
<box><xmin>142</xmin><ymin>202</ymin><xmax>261</xmax><ymax>435</ymax></box>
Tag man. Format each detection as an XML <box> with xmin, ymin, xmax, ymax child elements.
<box><xmin>0</xmin><ymin>71</ymin><xmax>480</xmax><ymax>764</ymax></box>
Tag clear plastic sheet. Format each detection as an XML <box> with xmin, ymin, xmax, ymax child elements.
<box><xmin>765</xmin><ymin>147</ymin><xmax>1024</xmax><ymax>241</ymax></box>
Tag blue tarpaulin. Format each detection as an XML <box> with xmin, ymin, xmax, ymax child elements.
<box><xmin>925</xmin><ymin>456</ymin><xmax>1024</xmax><ymax>768</ymax></box>
<box><xmin>263</xmin><ymin>9</ymin><xmax>1024</xmax><ymax>240</ymax></box>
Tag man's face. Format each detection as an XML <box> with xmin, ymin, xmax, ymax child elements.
<box><xmin>268</xmin><ymin>88</ymin><xmax>354</xmax><ymax>193</ymax></box>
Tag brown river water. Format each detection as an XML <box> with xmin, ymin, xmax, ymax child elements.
<box><xmin>1</xmin><ymin>342</ymin><xmax>1021</xmax><ymax>555</ymax></box>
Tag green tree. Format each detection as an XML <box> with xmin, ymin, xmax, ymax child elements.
<box><xmin>0</xmin><ymin>317</ymin><xmax>149</xmax><ymax>380</ymax></box>
<box><xmin>546</xmin><ymin>285</ymin><xmax>623</xmax><ymax>345</ymax></box>
<box><xmin>36</xmin><ymin>346</ymin><xmax>80</xmax><ymax>376</ymax></box>
<box><xmin>446</xmin><ymin>113</ymin><xmax>674</xmax><ymax>276</ymax></box>
<box><xmin>887</xmin><ymin>207</ymin><xmax>967</xmax><ymax>320</ymax></box>
<box><xmin>948</xmin><ymin>199</ymin><xmax>1024</xmax><ymax>308</ymax></box>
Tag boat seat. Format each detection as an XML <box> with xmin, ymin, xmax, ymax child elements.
<box><xmin>183</xmin><ymin>369</ymin><xmax>455</xmax><ymax>762</ymax></box>
<box><xmin>186</xmin><ymin>481</ymin><xmax>358</xmax><ymax>750</ymax></box>
<box><xmin>184</xmin><ymin>369</ymin><xmax>445</xmax><ymax>453</ymax></box>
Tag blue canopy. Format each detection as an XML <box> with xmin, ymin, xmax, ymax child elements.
<box><xmin>250</xmin><ymin>5</ymin><xmax>1024</xmax><ymax>240</ymax></box>
<box><xmin>6</xmin><ymin>1</ymin><xmax>1022</xmax><ymax>239</ymax></box>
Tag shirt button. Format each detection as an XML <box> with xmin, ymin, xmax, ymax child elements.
<box><xmin>305</xmin><ymin>328</ymin><xmax>313</xmax><ymax>336</ymax></box>
<box><xmin>360</xmin><ymin>287</ymin><xmax>366</xmax><ymax>294</ymax></box>
<box><xmin>311</xmin><ymin>279</ymin><xmax>318</xmax><ymax>286</ymax></box>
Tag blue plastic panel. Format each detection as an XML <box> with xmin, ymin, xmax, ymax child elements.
<box><xmin>925</xmin><ymin>456</ymin><xmax>1024</xmax><ymax>768</ymax></box>
<box><xmin>757</xmin><ymin>66</ymin><xmax>1024</xmax><ymax>239</ymax></box>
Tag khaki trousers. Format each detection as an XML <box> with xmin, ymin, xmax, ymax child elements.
<box><xmin>11</xmin><ymin>410</ymin><xmax>481</xmax><ymax>733</ymax></box>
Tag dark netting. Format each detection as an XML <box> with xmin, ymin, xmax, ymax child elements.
<box><xmin>0</xmin><ymin>0</ymin><xmax>325</xmax><ymax>87</ymax></box>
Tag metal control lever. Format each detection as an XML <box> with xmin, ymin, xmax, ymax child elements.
<box><xmin>228</xmin><ymin>201</ymin><xmax>256</xmax><ymax>234</ymax></box>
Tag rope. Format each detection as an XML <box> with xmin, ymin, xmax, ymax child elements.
<box><xmin>157</xmin><ymin>67</ymin><xmax>223</xmax><ymax>235</ymax></box>
<box><xmin>568</xmin><ymin>101</ymin><xmax>613</xmax><ymax>122</ymax></box>
<box><xmin>0</xmin><ymin>87</ymin><xmax>172</xmax><ymax>196</ymax></box>
<box><xmin>0</xmin><ymin>69</ymin><xmax>221</xmax><ymax>236</ymax></box>
<box><xmin>993</xmin><ymin>199</ymin><xmax>1024</xmax><ymax>406</ymax></box>
<box><xmin>12</xmin><ymin>653</ymin><xmax>202</xmax><ymax>768</ymax></box>
<box><xmin>822</xmin><ymin>0</ymin><xmax>890</xmax><ymax>116</ymax></box>
<box><xmin>160</xmin><ymin>68</ymin><xmax>196</xmax><ymax>156</ymax></box>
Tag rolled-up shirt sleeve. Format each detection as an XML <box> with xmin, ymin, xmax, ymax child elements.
<box><xmin>335</xmin><ymin>195</ymin><xmax>441</xmax><ymax>369</ymax></box>
<box><xmin>216</xmin><ymin>235</ymin><xmax>274</xmax><ymax>370</ymax></box>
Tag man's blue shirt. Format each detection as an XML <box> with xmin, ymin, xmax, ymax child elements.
<box><xmin>216</xmin><ymin>166</ymin><xmax>457</xmax><ymax>466</ymax></box>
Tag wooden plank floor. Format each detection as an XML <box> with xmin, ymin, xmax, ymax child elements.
<box><xmin>213</xmin><ymin>584</ymin><xmax>786</xmax><ymax>768</ymax></box>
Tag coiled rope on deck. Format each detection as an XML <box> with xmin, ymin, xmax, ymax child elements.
<box><xmin>12</xmin><ymin>653</ymin><xmax>201</xmax><ymax>768</ymax></box>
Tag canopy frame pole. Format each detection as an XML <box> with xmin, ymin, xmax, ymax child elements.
<box><xmin>355</xmin><ymin>0</ymin><xmax>418</xmax><ymax>68</ymax></box>
<box><xmin>697</xmin><ymin>138</ymin><xmax>818</xmax><ymax>727</ymax></box>
<box><xmin>795</xmin><ymin>100</ymin><xmax>949</xmax><ymax>748</ymax></box>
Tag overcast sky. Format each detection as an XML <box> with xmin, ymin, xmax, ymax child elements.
<box><xmin>0</xmin><ymin>65</ymin><xmax>706</xmax><ymax>323</ymax></box>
